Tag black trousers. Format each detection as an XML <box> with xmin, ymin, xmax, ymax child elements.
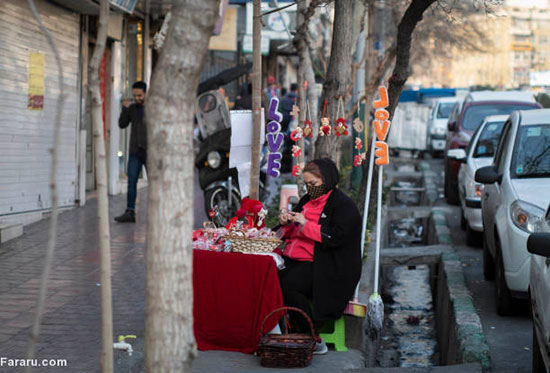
<box><xmin>278</xmin><ymin>257</ymin><xmax>318</xmax><ymax>334</ymax></box>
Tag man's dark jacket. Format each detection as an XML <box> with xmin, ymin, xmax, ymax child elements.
<box><xmin>119</xmin><ymin>104</ymin><xmax>147</xmax><ymax>154</ymax></box>
<box><xmin>292</xmin><ymin>188</ymin><xmax>362</xmax><ymax>320</ymax></box>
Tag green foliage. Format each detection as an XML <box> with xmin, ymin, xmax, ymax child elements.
<box><xmin>265</xmin><ymin>192</ymin><xmax>281</xmax><ymax>229</ymax></box>
<box><xmin>536</xmin><ymin>93</ymin><xmax>550</xmax><ymax>108</ymax></box>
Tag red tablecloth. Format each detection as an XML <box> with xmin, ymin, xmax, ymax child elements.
<box><xmin>193</xmin><ymin>250</ymin><xmax>284</xmax><ymax>354</ymax></box>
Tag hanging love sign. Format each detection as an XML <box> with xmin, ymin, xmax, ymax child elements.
<box><xmin>266</xmin><ymin>97</ymin><xmax>284</xmax><ymax>177</ymax></box>
<box><xmin>373</xmin><ymin>86</ymin><xmax>391</xmax><ymax>166</ymax></box>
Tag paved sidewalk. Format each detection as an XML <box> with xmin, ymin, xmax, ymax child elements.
<box><xmin>0</xmin><ymin>191</ymin><xmax>147</xmax><ymax>372</ymax></box>
<box><xmin>0</xmin><ymin>182</ymin><xmax>483</xmax><ymax>373</ymax></box>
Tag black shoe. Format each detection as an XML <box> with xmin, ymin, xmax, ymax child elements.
<box><xmin>114</xmin><ymin>209</ymin><xmax>135</xmax><ymax>223</ymax></box>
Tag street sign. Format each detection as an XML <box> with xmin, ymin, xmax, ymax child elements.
<box><xmin>108</xmin><ymin>0</ymin><xmax>137</xmax><ymax>13</ymax></box>
<box><xmin>245</xmin><ymin>2</ymin><xmax>296</xmax><ymax>41</ymax></box>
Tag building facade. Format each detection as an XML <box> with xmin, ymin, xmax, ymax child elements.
<box><xmin>0</xmin><ymin>0</ymin><xmax>153</xmax><ymax>234</ymax></box>
<box><xmin>411</xmin><ymin>0</ymin><xmax>550</xmax><ymax>90</ymax></box>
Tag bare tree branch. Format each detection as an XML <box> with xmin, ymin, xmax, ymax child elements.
<box><xmin>387</xmin><ymin>0</ymin><xmax>437</xmax><ymax>119</ymax></box>
<box><xmin>25</xmin><ymin>0</ymin><xmax>65</xmax><ymax>367</ymax></box>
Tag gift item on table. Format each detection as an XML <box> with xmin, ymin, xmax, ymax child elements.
<box><xmin>226</xmin><ymin>198</ymin><xmax>267</xmax><ymax>230</ymax></box>
<box><xmin>192</xmin><ymin>224</ymin><xmax>229</xmax><ymax>251</ymax></box>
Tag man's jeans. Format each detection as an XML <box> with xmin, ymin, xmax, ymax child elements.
<box><xmin>127</xmin><ymin>149</ymin><xmax>147</xmax><ymax>210</ymax></box>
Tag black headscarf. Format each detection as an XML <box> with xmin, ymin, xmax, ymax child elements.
<box><xmin>311</xmin><ymin>158</ymin><xmax>340</xmax><ymax>190</ymax></box>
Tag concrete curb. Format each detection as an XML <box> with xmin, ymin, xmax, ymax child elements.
<box><xmin>430</xmin><ymin>209</ymin><xmax>492</xmax><ymax>372</ymax></box>
<box><xmin>420</xmin><ymin>161</ymin><xmax>439</xmax><ymax>204</ymax></box>
<box><xmin>432</xmin><ymin>209</ymin><xmax>453</xmax><ymax>245</ymax></box>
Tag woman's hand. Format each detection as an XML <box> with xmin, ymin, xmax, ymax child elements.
<box><xmin>289</xmin><ymin>212</ymin><xmax>306</xmax><ymax>226</ymax></box>
<box><xmin>279</xmin><ymin>211</ymin><xmax>292</xmax><ymax>225</ymax></box>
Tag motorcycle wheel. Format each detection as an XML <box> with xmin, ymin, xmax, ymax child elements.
<box><xmin>204</xmin><ymin>187</ymin><xmax>241</xmax><ymax>227</ymax></box>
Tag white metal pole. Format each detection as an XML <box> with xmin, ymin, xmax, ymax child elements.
<box><xmin>354</xmin><ymin>133</ymin><xmax>376</xmax><ymax>300</ymax></box>
<box><xmin>374</xmin><ymin>165</ymin><xmax>383</xmax><ymax>294</ymax></box>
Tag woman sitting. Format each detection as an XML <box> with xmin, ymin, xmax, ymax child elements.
<box><xmin>277</xmin><ymin>158</ymin><xmax>362</xmax><ymax>354</ymax></box>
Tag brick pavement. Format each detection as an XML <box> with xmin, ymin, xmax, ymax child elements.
<box><xmin>0</xmin><ymin>190</ymin><xmax>148</xmax><ymax>372</ymax></box>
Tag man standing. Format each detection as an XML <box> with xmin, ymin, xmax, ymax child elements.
<box><xmin>114</xmin><ymin>81</ymin><xmax>147</xmax><ymax>223</ymax></box>
<box><xmin>264</xmin><ymin>75</ymin><xmax>280</xmax><ymax>103</ymax></box>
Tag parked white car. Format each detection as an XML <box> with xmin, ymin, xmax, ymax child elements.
<box><xmin>527</xmin><ymin>230</ymin><xmax>550</xmax><ymax>372</ymax></box>
<box><xmin>427</xmin><ymin>97</ymin><xmax>458</xmax><ymax>157</ymax></box>
<box><xmin>448</xmin><ymin>115</ymin><xmax>508</xmax><ymax>246</ymax></box>
<box><xmin>475</xmin><ymin>109</ymin><xmax>550</xmax><ymax>315</ymax></box>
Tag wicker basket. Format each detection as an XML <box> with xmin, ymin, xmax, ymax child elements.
<box><xmin>223</xmin><ymin>229</ymin><xmax>281</xmax><ymax>254</ymax></box>
<box><xmin>258</xmin><ymin>306</ymin><xmax>316</xmax><ymax>368</ymax></box>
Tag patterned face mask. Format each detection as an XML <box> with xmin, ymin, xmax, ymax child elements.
<box><xmin>306</xmin><ymin>184</ymin><xmax>327</xmax><ymax>200</ymax></box>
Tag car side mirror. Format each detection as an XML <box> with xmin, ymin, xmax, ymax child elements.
<box><xmin>527</xmin><ymin>233</ymin><xmax>550</xmax><ymax>257</ymax></box>
<box><xmin>447</xmin><ymin>148</ymin><xmax>467</xmax><ymax>163</ymax></box>
<box><xmin>447</xmin><ymin>121</ymin><xmax>457</xmax><ymax>132</ymax></box>
<box><xmin>475</xmin><ymin>166</ymin><xmax>502</xmax><ymax>184</ymax></box>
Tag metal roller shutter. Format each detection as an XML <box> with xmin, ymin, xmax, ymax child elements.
<box><xmin>0</xmin><ymin>0</ymin><xmax>79</xmax><ymax>216</ymax></box>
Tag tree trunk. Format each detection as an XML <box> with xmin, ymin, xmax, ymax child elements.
<box><xmin>88</xmin><ymin>1</ymin><xmax>113</xmax><ymax>371</ymax></box>
<box><xmin>386</xmin><ymin>0</ymin><xmax>436</xmax><ymax>119</ymax></box>
<box><xmin>25</xmin><ymin>0</ymin><xmax>66</xmax><ymax>368</ymax></box>
<box><xmin>315</xmin><ymin>0</ymin><xmax>354</xmax><ymax>161</ymax></box>
<box><xmin>295</xmin><ymin>0</ymin><xmax>323</xmax><ymax>194</ymax></box>
<box><xmin>249</xmin><ymin>0</ymin><xmax>262</xmax><ymax>200</ymax></box>
<box><xmin>145</xmin><ymin>0</ymin><xmax>217</xmax><ymax>371</ymax></box>
<box><xmin>305</xmin><ymin>51</ymin><xmax>319</xmax><ymax>162</ymax></box>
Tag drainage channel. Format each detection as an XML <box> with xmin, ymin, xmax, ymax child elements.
<box><xmin>381</xmin><ymin>265</ymin><xmax>437</xmax><ymax>367</ymax></box>
<box><xmin>377</xmin><ymin>157</ymin><xmax>438</xmax><ymax>368</ymax></box>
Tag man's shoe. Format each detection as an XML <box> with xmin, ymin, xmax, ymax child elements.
<box><xmin>114</xmin><ymin>209</ymin><xmax>135</xmax><ymax>223</ymax></box>
<box><xmin>313</xmin><ymin>337</ymin><xmax>328</xmax><ymax>355</ymax></box>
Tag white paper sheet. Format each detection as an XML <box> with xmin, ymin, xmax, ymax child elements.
<box><xmin>229</xmin><ymin>110</ymin><xmax>265</xmax><ymax>197</ymax></box>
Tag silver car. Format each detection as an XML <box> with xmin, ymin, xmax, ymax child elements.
<box><xmin>448</xmin><ymin>115</ymin><xmax>508</xmax><ymax>246</ymax></box>
<box><xmin>527</xmin><ymin>230</ymin><xmax>550</xmax><ymax>372</ymax></box>
<box><xmin>475</xmin><ymin>109</ymin><xmax>550</xmax><ymax>315</ymax></box>
<box><xmin>427</xmin><ymin>97</ymin><xmax>458</xmax><ymax>157</ymax></box>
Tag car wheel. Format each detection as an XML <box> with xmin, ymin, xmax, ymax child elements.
<box><xmin>466</xmin><ymin>225</ymin><xmax>481</xmax><ymax>247</ymax></box>
<box><xmin>446</xmin><ymin>183</ymin><xmax>459</xmax><ymax>205</ymax></box>
<box><xmin>495</xmin><ymin>238</ymin><xmax>516</xmax><ymax>316</ymax></box>
<box><xmin>444</xmin><ymin>159</ymin><xmax>459</xmax><ymax>205</ymax></box>
<box><xmin>532</xmin><ymin>322</ymin><xmax>547</xmax><ymax>373</ymax></box>
<box><xmin>460</xmin><ymin>208</ymin><xmax>467</xmax><ymax>231</ymax></box>
<box><xmin>444</xmin><ymin>163</ymin><xmax>450</xmax><ymax>198</ymax></box>
<box><xmin>483</xmin><ymin>234</ymin><xmax>495</xmax><ymax>281</ymax></box>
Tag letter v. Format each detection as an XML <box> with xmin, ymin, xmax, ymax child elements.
<box><xmin>374</xmin><ymin>120</ymin><xmax>390</xmax><ymax>141</ymax></box>
<box><xmin>267</xmin><ymin>133</ymin><xmax>284</xmax><ymax>152</ymax></box>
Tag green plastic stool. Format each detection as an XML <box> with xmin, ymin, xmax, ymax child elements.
<box><xmin>319</xmin><ymin>316</ymin><xmax>347</xmax><ymax>352</ymax></box>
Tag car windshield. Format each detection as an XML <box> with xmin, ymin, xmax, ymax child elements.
<box><xmin>473</xmin><ymin>121</ymin><xmax>505</xmax><ymax>158</ymax></box>
<box><xmin>511</xmin><ymin>124</ymin><xmax>550</xmax><ymax>178</ymax></box>
<box><xmin>437</xmin><ymin>102</ymin><xmax>455</xmax><ymax>119</ymax></box>
<box><xmin>463</xmin><ymin>103</ymin><xmax>536</xmax><ymax>131</ymax></box>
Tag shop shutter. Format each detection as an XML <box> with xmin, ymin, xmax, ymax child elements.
<box><xmin>0</xmin><ymin>0</ymin><xmax>80</xmax><ymax>216</ymax></box>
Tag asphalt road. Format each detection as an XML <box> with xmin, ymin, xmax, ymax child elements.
<box><xmin>425</xmin><ymin>156</ymin><xmax>533</xmax><ymax>373</ymax></box>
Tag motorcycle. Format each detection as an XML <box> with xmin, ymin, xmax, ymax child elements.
<box><xmin>195</xmin><ymin>89</ymin><xmax>268</xmax><ymax>226</ymax></box>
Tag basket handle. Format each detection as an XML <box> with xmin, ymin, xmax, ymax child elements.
<box><xmin>260</xmin><ymin>306</ymin><xmax>316</xmax><ymax>339</ymax></box>
<box><xmin>203</xmin><ymin>221</ymin><xmax>217</xmax><ymax>230</ymax></box>
<box><xmin>227</xmin><ymin>229</ymin><xmax>247</xmax><ymax>238</ymax></box>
